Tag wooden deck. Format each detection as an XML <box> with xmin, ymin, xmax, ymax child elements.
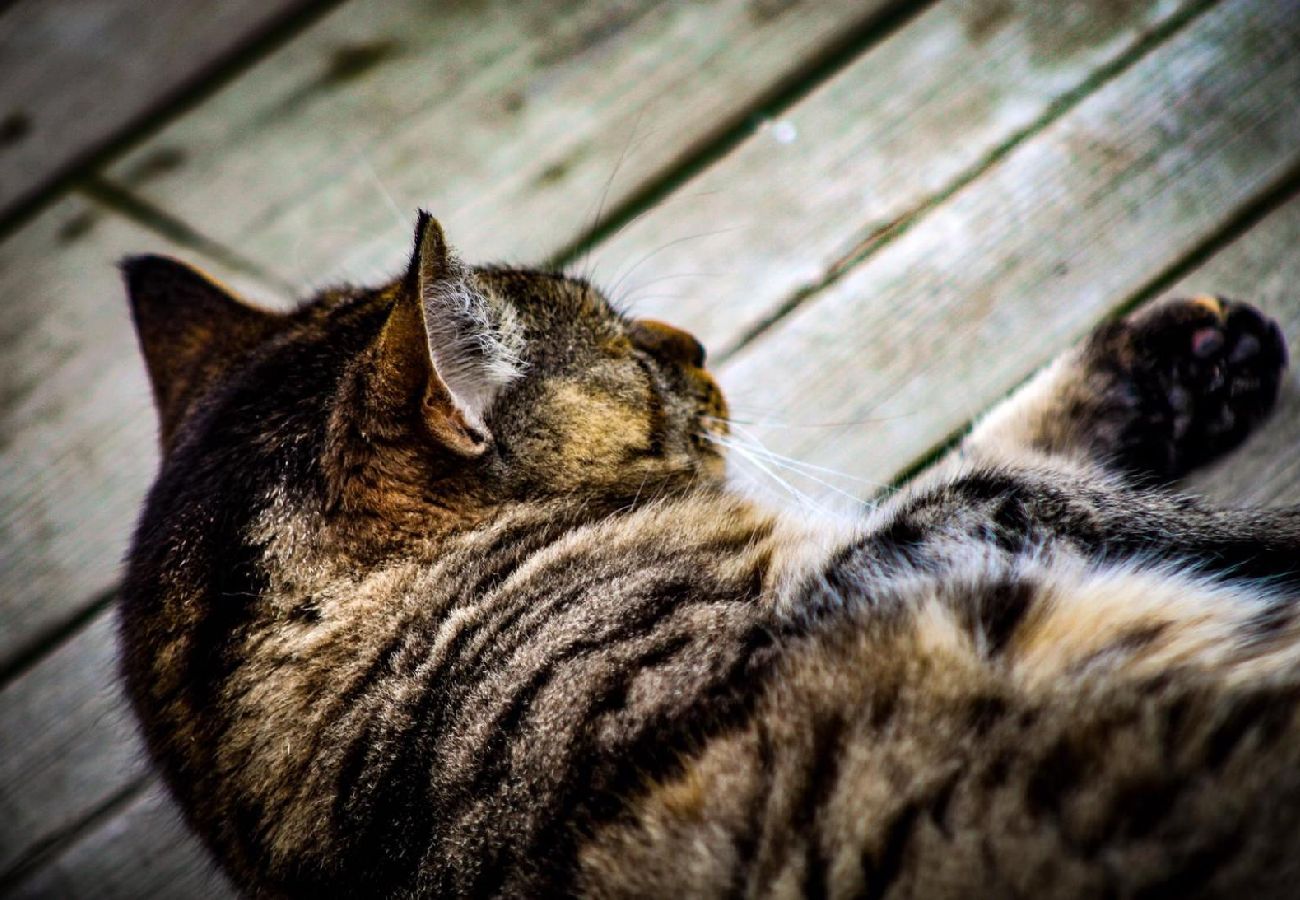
<box><xmin>2</xmin><ymin>0</ymin><xmax>1299</xmax><ymax>894</ymax></box>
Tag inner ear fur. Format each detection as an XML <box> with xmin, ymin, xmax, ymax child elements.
<box><xmin>122</xmin><ymin>255</ymin><xmax>281</xmax><ymax>452</ymax></box>
<box><xmin>370</xmin><ymin>212</ymin><xmax>503</xmax><ymax>459</ymax></box>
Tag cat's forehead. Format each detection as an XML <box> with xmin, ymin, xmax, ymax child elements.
<box><xmin>300</xmin><ymin>267</ymin><xmax>618</xmax><ymax>342</ymax></box>
<box><xmin>475</xmin><ymin>267</ymin><xmax>618</xmax><ymax>323</ymax></box>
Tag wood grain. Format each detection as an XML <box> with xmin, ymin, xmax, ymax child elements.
<box><xmin>0</xmin><ymin>0</ymin><xmax>320</xmax><ymax>220</ymax></box>
<box><xmin>595</xmin><ymin>0</ymin><xmax>1211</xmax><ymax>356</ymax></box>
<box><xmin>7</xmin><ymin>782</ymin><xmax>233</xmax><ymax>900</ymax></box>
<box><xmin>7</xmin><ymin>0</ymin><xmax>1300</xmax><ymax>893</ymax></box>
<box><xmin>102</xmin><ymin>0</ymin><xmax>894</xmax><ymax>287</ymax></box>
<box><xmin>0</xmin><ymin>195</ymin><xmax>283</xmax><ymax>672</ymax></box>
<box><xmin>717</xmin><ymin>0</ymin><xmax>1300</xmax><ymax>504</ymax></box>
<box><xmin>0</xmin><ymin>613</ymin><xmax>147</xmax><ymax>879</ymax></box>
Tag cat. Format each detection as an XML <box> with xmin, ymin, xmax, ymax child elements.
<box><xmin>119</xmin><ymin>210</ymin><xmax>1300</xmax><ymax>898</ymax></box>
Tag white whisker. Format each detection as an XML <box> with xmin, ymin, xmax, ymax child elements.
<box><xmin>703</xmin><ymin>431</ymin><xmax>852</xmax><ymax>517</ymax></box>
<box><xmin>355</xmin><ymin>152</ymin><xmax>407</xmax><ymax>231</ymax></box>
<box><xmin>715</xmin><ymin>406</ymin><xmax>919</xmax><ymax>429</ymax></box>
<box><xmin>721</xmin><ymin>422</ymin><xmax>895</xmax><ymax>494</ymax></box>
<box><xmin>607</xmin><ymin>226</ymin><xmax>743</xmax><ymax>300</ymax></box>
<box><xmin>707</xmin><ymin>433</ymin><xmax>815</xmax><ymax>511</ymax></box>
<box><xmin>709</xmin><ymin>433</ymin><xmax>874</xmax><ymax>510</ymax></box>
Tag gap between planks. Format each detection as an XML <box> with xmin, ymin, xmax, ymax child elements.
<box><xmin>706</xmin><ymin>0</ymin><xmax>1220</xmax><ymax>363</ymax></box>
<box><xmin>2</xmin><ymin>0</ymin><xmax>1300</xmax><ymax>884</ymax></box>
<box><xmin>0</xmin><ymin>0</ymin><xmax>1228</xmax><ymax>688</ymax></box>
<box><xmin>0</xmin><ymin>0</ymin><xmax>349</xmax><ymax>242</ymax></box>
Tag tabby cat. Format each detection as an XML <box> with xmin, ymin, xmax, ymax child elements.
<box><xmin>120</xmin><ymin>212</ymin><xmax>1300</xmax><ymax>898</ymax></box>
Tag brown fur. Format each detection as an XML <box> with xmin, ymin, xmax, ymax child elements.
<box><xmin>119</xmin><ymin>214</ymin><xmax>1300</xmax><ymax>897</ymax></box>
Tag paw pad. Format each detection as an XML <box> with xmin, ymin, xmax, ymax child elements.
<box><xmin>1094</xmin><ymin>296</ymin><xmax>1287</xmax><ymax>480</ymax></box>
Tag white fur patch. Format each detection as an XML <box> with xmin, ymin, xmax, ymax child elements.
<box><xmin>421</xmin><ymin>266</ymin><xmax>526</xmax><ymax>424</ymax></box>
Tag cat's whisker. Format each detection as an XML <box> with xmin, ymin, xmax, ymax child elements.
<box><xmin>718</xmin><ymin>422</ymin><xmax>895</xmax><ymax>494</ymax></box>
<box><xmin>704</xmin><ymin>411</ymin><xmax>890</xmax><ymax>433</ymax></box>
<box><xmin>606</xmin><ymin>226</ymin><xmax>744</xmax><ymax>301</ymax></box>
<box><xmin>744</xmin><ymin>451</ymin><xmax>867</xmax><ymax>508</ymax></box>
<box><xmin>568</xmin><ymin>115</ymin><xmax>707</xmax><ymax>286</ymax></box>
<box><xmin>621</xmin><ymin>271</ymin><xmax>724</xmax><ymax>293</ymax></box>
<box><xmin>717</xmin><ymin>405</ymin><xmax>919</xmax><ymax>429</ymax></box>
<box><xmin>571</xmin><ymin>108</ymin><xmax>649</xmax><ymax>281</ymax></box>
<box><xmin>703</xmin><ymin>432</ymin><xmax>798</xmax><ymax>500</ymax></box>
<box><xmin>570</xmin><ymin>185</ymin><xmax>739</xmax><ymax>288</ymax></box>
<box><xmin>737</xmin><ymin>446</ymin><xmax>885</xmax><ymax>501</ymax></box>
<box><xmin>354</xmin><ymin>150</ymin><xmax>408</xmax><ymax>232</ymax></box>
<box><xmin>709</xmin><ymin>432</ymin><xmax>875</xmax><ymax>510</ymax></box>
<box><xmin>615</xmin><ymin>293</ymin><xmax>691</xmax><ymax>312</ymax></box>
<box><xmin>703</xmin><ymin>432</ymin><xmax>837</xmax><ymax>515</ymax></box>
<box><xmin>613</xmin><ymin>271</ymin><xmax>725</xmax><ymax>315</ymax></box>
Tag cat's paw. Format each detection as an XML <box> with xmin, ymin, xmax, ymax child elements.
<box><xmin>1084</xmin><ymin>295</ymin><xmax>1287</xmax><ymax>480</ymax></box>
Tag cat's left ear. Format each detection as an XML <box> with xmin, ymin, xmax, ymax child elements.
<box><xmin>123</xmin><ymin>255</ymin><xmax>282</xmax><ymax>452</ymax></box>
<box><xmin>371</xmin><ymin>212</ymin><xmax>524</xmax><ymax>458</ymax></box>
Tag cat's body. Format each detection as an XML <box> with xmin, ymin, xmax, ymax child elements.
<box><xmin>119</xmin><ymin>214</ymin><xmax>1300</xmax><ymax>897</ymax></box>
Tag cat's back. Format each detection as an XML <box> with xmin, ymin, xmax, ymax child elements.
<box><xmin>579</xmin><ymin>546</ymin><xmax>1300</xmax><ymax>898</ymax></box>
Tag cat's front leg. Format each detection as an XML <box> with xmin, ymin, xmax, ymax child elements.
<box><xmin>963</xmin><ymin>296</ymin><xmax>1287</xmax><ymax>481</ymax></box>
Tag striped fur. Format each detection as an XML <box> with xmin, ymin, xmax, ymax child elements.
<box><xmin>120</xmin><ymin>221</ymin><xmax>1300</xmax><ymax>897</ymax></box>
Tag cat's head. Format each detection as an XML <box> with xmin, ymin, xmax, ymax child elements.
<box><xmin>124</xmin><ymin>212</ymin><xmax>728</xmax><ymax>556</ymax></box>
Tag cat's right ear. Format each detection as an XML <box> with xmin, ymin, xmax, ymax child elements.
<box><xmin>370</xmin><ymin>212</ymin><xmax>522</xmax><ymax>459</ymax></box>
<box><xmin>122</xmin><ymin>255</ymin><xmax>281</xmax><ymax>452</ymax></box>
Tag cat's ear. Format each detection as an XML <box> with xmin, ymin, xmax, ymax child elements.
<box><xmin>122</xmin><ymin>255</ymin><xmax>281</xmax><ymax>451</ymax></box>
<box><xmin>372</xmin><ymin>212</ymin><xmax>523</xmax><ymax>458</ymax></box>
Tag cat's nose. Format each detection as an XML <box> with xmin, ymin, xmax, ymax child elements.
<box><xmin>628</xmin><ymin>318</ymin><xmax>707</xmax><ymax>368</ymax></box>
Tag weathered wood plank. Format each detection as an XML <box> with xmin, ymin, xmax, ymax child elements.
<box><xmin>717</xmin><ymin>0</ymin><xmax>1300</xmax><ymax>501</ymax></box>
<box><xmin>0</xmin><ymin>0</ymin><xmax>903</xmax><ymax>672</ymax></box>
<box><xmin>102</xmin><ymin>0</ymin><xmax>895</xmax><ymax>287</ymax></box>
<box><xmin>7</xmin><ymin>783</ymin><xmax>233</xmax><ymax>900</ymax></box>
<box><xmin>597</xmin><ymin>0</ymin><xmax>1211</xmax><ymax>356</ymax></box>
<box><xmin>8</xmin><ymin>0</ymin><xmax>1300</xmax><ymax>892</ymax></box>
<box><xmin>0</xmin><ymin>613</ymin><xmax>146</xmax><ymax>880</ymax></box>
<box><xmin>0</xmin><ymin>0</ymin><xmax>1235</xmax><ymax>667</ymax></box>
<box><xmin>1182</xmin><ymin>209</ymin><xmax>1300</xmax><ymax>508</ymax></box>
<box><xmin>0</xmin><ymin>0</ymin><xmax>321</xmax><ymax>220</ymax></box>
<box><xmin>0</xmin><ymin>195</ymin><xmax>284</xmax><ymax>672</ymax></box>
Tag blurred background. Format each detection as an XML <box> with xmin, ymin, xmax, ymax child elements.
<box><xmin>2</xmin><ymin>0</ymin><xmax>1299</xmax><ymax>895</ymax></box>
